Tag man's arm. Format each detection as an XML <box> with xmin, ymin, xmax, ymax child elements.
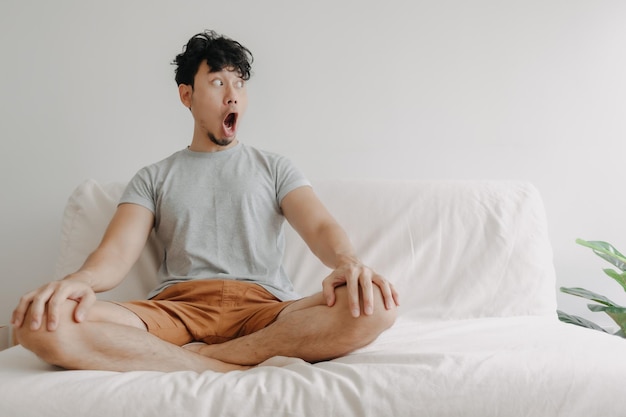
<box><xmin>11</xmin><ymin>203</ymin><xmax>154</xmax><ymax>331</ymax></box>
<box><xmin>281</xmin><ymin>186</ymin><xmax>399</xmax><ymax>317</ymax></box>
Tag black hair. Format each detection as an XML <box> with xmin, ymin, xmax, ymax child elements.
<box><xmin>173</xmin><ymin>30</ymin><xmax>253</xmax><ymax>87</ymax></box>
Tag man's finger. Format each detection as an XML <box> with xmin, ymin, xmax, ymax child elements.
<box><xmin>345</xmin><ymin>265</ymin><xmax>361</xmax><ymax>318</ymax></box>
<box><xmin>74</xmin><ymin>290</ymin><xmax>96</xmax><ymax>323</ymax></box>
<box><xmin>372</xmin><ymin>276</ymin><xmax>398</xmax><ymax>310</ymax></box>
<box><xmin>322</xmin><ymin>272</ymin><xmax>339</xmax><ymax>307</ymax></box>
<box><xmin>28</xmin><ymin>286</ymin><xmax>55</xmax><ymax>330</ymax></box>
<box><xmin>46</xmin><ymin>286</ymin><xmax>72</xmax><ymax>331</ymax></box>
<box><xmin>390</xmin><ymin>283</ymin><xmax>400</xmax><ymax>307</ymax></box>
<box><xmin>11</xmin><ymin>292</ymin><xmax>36</xmax><ymax>328</ymax></box>
<box><xmin>359</xmin><ymin>270</ymin><xmax>375</xmax><ymax>315</ymax></box>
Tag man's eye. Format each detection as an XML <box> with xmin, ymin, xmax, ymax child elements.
<box><xmin>212</xmin><ymin>79</ymin><xmax>224</xmax><ymax>86</ymax></box>
<box><xmin>235</xmin><ymin>80</ymin><xmax>245</xmax><ymax>88</ymax></box>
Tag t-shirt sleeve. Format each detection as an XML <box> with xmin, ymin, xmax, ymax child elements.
<box><xmin>275</xmin><ymin>156</ymin><xmax>311</xmax><ymax>205</ymax></box>
<box><xmin>119</xmin><ymin>167</ymin><xmax>156</xmax><ymax>213</ymax></box>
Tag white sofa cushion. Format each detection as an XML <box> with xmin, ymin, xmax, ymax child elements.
<box><xmin>54</xmin><ymin>179</ymin><xmax>556</xmax><ymax>320</ymax></box>
<box><xmin>12</xmin><ymin>180</ymin><xmax>621</xmax><ymax>417</ymax></box>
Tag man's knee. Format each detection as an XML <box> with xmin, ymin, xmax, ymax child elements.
<box><xmin>15</xmin><ymin>301</ymin><xmax>77</xmax><ymax>367</ymax></box>
<box><xmin>16</xmin><ymin>300</ymin><xmax>147</xmax><ymax>368</ymax></box>
<box><xmin>332</xmin><ymin>285</ymin><xmax>397</xmax><ymax>346</ymax></box>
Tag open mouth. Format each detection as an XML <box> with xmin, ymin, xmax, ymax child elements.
<box><xmin>223</xmin><ymin>112</ymin><xmax>238</xmax><ymax>136</ymax></box>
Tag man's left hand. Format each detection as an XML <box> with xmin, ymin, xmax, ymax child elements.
<box><xmin>322</xmin><ymin>256</ymin><xmax>400</xmax><ymax>318</ymax></box>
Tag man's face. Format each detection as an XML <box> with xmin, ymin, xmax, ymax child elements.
<box><xmin>182</xmin><ymin>61</ymin><xmax>248</xmax><ymax>148</ymax></box>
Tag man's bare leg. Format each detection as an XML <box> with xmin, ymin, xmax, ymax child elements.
<box><xmin>15</xmin><ymin>300</ymin><xmax>248</xmax><ymax>372</ymax></box>
<box><xmin>186</xmin><ymin>285</ymin><xmax>396</xmax><ymax>365</ymax></box>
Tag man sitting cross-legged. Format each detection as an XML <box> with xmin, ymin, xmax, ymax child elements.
<box><xmin>11</xmin><ymin>30</ymin><xmax>399</xmax><ymax>373</ymax></box>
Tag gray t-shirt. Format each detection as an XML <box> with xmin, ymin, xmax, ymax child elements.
<box><xmin>119</xmin><ymin>143</ymin><xmax>311</xmax><ymax>300</ymax></box>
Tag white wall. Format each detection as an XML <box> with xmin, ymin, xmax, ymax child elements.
<box><xmin>2</xmin><ymin>0</ymin><xmax>625</xmax><ymax>329</ymax></box>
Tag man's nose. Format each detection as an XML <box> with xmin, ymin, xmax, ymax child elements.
<box><xmin>225</xmin><ymin>87</ymin><xmax>238</xmax><ymax>105</ymax></box>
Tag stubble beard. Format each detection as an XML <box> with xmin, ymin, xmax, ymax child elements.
<box><xmin>208</xmin><ymin>133</ymin><xmax>234</xmax><ymax>147</ymax></box>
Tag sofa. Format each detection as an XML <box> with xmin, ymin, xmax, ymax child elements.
<box><xmin>1</xmin><ymin>179</ymin><xmax>626</xmax><ymax>417</ymax></box>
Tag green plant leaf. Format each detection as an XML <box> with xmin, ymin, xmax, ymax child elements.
<box><xmin>557</xmin><ymin>310</ymin><xmax>609</xmax><ymax>333</ymax></box>
<box><xmin>559</xmin><ymin>286</ymin><xmax>623</xmax><ymax>307</ymax></box>
<box><xmin>576</xmin><ymin>239</ymin><xmax>626</xmax><ymax>272</ymax></box>
<box><xmin>603</xmin><ymin>268</ymin><xmax>626</xmax><ymax>293</ymax></box>
<box><xmin>587</xmin><ymin>304</ymin><xmax>626</xmax><ymax>333</ymax></box>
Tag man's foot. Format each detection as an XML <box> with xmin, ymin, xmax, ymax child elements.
<box><xmin>183</xmin><ymin>341</ymin><xmax>210</xmax><ymax>354</ymax></box>
<box><xmin>183</xmin><ymin>342</ymin><xmax>252</xmax><ymax>371</ymax></box>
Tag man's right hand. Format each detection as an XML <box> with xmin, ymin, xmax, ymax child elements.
<box><xmin>11</xmin><ymin>277</ymin><xmax>96</xmax><ymax>332</ymax></box>
<box><xmin>12</xmin><ymin>204</ymin><xmax>155</xmax><ymax>333</ymax></box>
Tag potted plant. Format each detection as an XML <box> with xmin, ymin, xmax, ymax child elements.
<box><xmin>557</xmin><ymin>239</ymin><xmax>626</xmax><ymax>337</ymax></box>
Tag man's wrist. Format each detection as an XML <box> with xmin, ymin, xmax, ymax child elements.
<box><xmin>63</xmin><ymin>270</ymin><xmax>96</xmax><ymax>288</ymax></box>
<box><xmin>334</xmin><ymin>253</ymin><xmax>360</xmax><ymax>268</ymax></box>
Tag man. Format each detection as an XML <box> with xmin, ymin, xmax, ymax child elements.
<box><xmin>11</xmin><ymin>30</ymin><xmax>399</xmax><ymax>372</ymax></box>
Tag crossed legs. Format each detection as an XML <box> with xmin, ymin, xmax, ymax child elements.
<box><xmin>15</xmin><ymin>286</ymin><xmax>396</xmax><ymax>372</ymax></box>
<box><xmin>15</xmin><ymin>297</ymin><xmax>245</xmax><ymax>372</ymax></box>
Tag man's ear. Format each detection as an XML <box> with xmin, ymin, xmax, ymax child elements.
<box><xmin>178</xmin><ymin>84</ymin><xmax>193</xmax><ymax>109</ymax></box>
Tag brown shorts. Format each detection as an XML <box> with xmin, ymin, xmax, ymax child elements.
<box><xmin>116</xmin><ymin>280</ymin><xmax>297</xmax><ymax>346</ymax></box>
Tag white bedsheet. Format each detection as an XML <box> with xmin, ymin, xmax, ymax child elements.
<box><xmin>2</xmin><ymin>316</ymin><xmax>626</xmax><ymax>417</ymax></box>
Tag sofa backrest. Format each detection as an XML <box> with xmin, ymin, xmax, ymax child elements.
<box><xmin>55</xmin><ymin>179</ymin><xmax>557</xmax><ymax>320</ymax></box>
